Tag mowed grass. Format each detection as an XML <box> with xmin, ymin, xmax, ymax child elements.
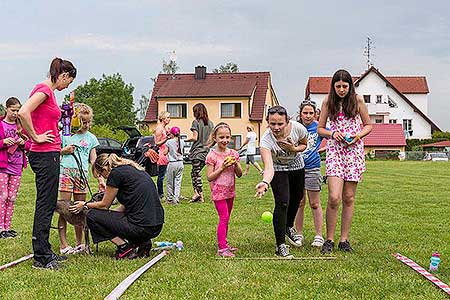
<box><xmin>1</xmin><ymin>161</ymin><xmax>449</xmax><ymax>300</ymax></box>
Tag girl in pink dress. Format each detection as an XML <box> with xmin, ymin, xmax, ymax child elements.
<box><xmin>317</xmin><ymin>69</ymin><xmax>372</xmax><ymax>254</ymax></box>
<box><xmin>206</xmin><ymin>122</ymin><xmax>243</xmax><ymax>257</ymax></box>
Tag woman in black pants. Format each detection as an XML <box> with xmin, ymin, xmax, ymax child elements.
<box><xmin>70</xmin><ymin>153</ymin><xmax>164</xmax><ymax>259</ymax></box>
<box><xmin>255</xmin><ymin>106</ymin><xmax>308</xmax><ymax>258</ymax></box>
<box><xmin>18</xmin><ymin>57</ymin><xmax>77</xmax><ymax>270</ymax></box>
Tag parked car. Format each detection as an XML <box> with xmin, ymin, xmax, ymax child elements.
<box><xmin>423</xmin><ymin>152</ymin><xmax>449</xmax><ymax>162</ymax></box>
<box><xmin>96</xmin><ymin>137</ymin><xmax>123</xmax><ymax>156</ymax></box>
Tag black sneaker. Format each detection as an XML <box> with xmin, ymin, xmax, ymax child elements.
<box><xmin>135</xmin><ymin>240</ymin><xmax>152</xmax><ymax>258</ymax></box>
<box><xmin>285</xmin><ymin>227</ymin><xmax>302</xmax><ymax>247</ymax></box>
<box><xmin>51</xmin><ymin>252</ymin><xmax>68</xmax><ymax>262</ymax></box>
<box><xmin>7</xmin><ymin>230</ymin><xmax>17</xmax><ymax>237</ymax></box>
<box><xmin>338</xmin><ymin>240</ymin><xmax>353</xmax><ymax>252</ymax></box>
<box><xmin>32</xmin><ymin>259</ymin><xmax>60</xmax><ymax>270</ymax></box>
<box><xmin>275</xmin><ymin>243</ymin><xmax>294</xmax><ymax>259</ymax></box>
<box><xmin>115</xmin><ymin>243</ymin><xmax>138</xmax><ymax>260</ymax></box>
<box><xmin>0</xmin><ymin>230</ymin><xmax>12</xmax><ymax>239</ymax></box>
<box><xmin>321</xmin><ymin>240</ymin><xmax>335</xmax><ymax>254</ymax></box>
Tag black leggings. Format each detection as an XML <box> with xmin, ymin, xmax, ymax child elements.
<box><xmin>270</xmin><ymin>169</ymin><xmax>305</xmax><ymax>246</ymax></box>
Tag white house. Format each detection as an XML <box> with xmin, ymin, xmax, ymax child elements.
<box><xmin>305</xmin><ymin>67</ymin><xmax>441</xmax><ymax>139</ymax></box>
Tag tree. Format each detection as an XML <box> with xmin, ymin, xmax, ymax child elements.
<box><xmin>0</xmin><ymin>104</ymin><xmax>5</xmax><ymax>117</ymax></box>
<box><xmin>69</xmin><ymin>73</ymin><xmax>136</xmax><ymax>127</ymax></box>
<box><xmin>212</xmin><ymin>62</ymin><xmax>239</xmax><ymax>73</ymax></box>
<box><xmin>137</xmin><ymin>94</ymin><xmax>150</xmax><ymax>121</ymax></box>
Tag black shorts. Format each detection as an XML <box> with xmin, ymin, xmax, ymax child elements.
<box><xmin>246</xmin><ymin>155</ymin><xmax>255</xmax><ymax>164</ymax></box>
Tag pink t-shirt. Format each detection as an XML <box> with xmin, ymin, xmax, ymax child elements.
<box><xmin>29</xmin><ymin>83</ymin><xmax>61</xmax><ymax>152</ymax></box>
<box><xmin>156</xmin><ymin>129</ymin><xmax>169</xmax><ymax>166</ymax></box>
<box><xmin>205</xmin><ymin>149</ymin><xmax>240</xmax><ymax>201</ymax></box>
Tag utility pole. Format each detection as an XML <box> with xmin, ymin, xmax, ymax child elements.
<box><xmin>364</xmin><ymin>37</ymin><xmax>373</xmax><ymax>70</ymax></box>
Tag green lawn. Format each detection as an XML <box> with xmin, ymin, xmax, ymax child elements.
<box><xmin>1</xmin><ymin>161</ymin><xmax>449</xmax><ymax>300</ymax></box>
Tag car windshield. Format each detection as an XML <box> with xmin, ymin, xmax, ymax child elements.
<box><xmin>431</xmin><ymin>153</ymin><xmax>447</xmax><ymax>158</ymax></box>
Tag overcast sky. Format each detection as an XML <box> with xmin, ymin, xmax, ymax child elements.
<box><xmin>1</xmin><ymin>0</ymin><xmax>449</xmax><ymax>130</ymax></box>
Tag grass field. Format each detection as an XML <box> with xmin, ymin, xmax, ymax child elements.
<box><xmin>1</xmin><ymin>161</ymin><xmax>449</xmax><ymax>300</ymax></box>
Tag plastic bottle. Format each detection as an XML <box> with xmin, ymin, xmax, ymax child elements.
<box><xmin>429</xmin><ymin>252</ymin><xmax>441</xmax><ymax>272</ymax></box>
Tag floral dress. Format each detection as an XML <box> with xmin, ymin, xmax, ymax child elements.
<box><xmin>326</xmin><ymin>111</ymin><xmax>365</xmax><ymax>182</ymax></box>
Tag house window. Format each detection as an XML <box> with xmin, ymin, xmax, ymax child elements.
<box><xmin>221</xmin><ymin>103</ymin><xmax>241</xmax><ymax>118</ymax></box>
<box><xmin>229</xmin><ymin>135</ymin><xmax>242</xmax><ymax>149</ymax></box>
<box><xmin>388</xmin><ymin>96</ymin><xmax>398</xmax><ymax>108</ymax></box>
<box><xmin>167</xmin><ymin>103</ymin><xmax>187</xmax><ymax>118</ymax></box>
<box><xmin>375</xmin><ymin>119</ymin><xmax>383</xmax><ymax>124</ymax></box>
<box><xmin>376</xmin><ymin>95</ymin><xmax>382</xmax><ymax>104</ymax></box>
<box><xmin>363</xmin><ymin>95</ymin><xmax>371</xmax><ymax>103</ymax></box>
<box><xmin>389</xmin><ymin>119</ymin><xmax>397</xmax><ymax>124</ymax></box>
<box><xmin>403</xmin><ymin>119</ymin><xmax>413</xmax><ymax>137</ymax></box>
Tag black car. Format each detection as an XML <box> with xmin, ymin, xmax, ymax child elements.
<box><xmin>96</xmin><ymin>137</ymin><xmax>123</xmax><ymax>156</ymax></box>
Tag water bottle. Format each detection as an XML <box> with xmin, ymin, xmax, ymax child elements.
<box><xmin>429</xmin><ymin>252</ymin><xmax>441</xmax><ymax>272</ymax></box>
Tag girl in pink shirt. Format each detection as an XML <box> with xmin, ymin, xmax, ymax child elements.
<box><xmin>206</xmin><ymin>122</ymin><xmax>242</xmax><ymax>258</ymax></box>
<box><xmin>18</xmin><ymin>57</ymin><xmax>77</xmax><ymax>270</ymax></box>
<box><xmin>0</xmin><ymin>97</ymin><xmax>31</xmax><ymax>239</ymax></box>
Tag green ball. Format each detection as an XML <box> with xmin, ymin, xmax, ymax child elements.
<box><xmin>261</xmin><ymin>211</ymin><xmax>273</xmax><ymax>223</ymax></box>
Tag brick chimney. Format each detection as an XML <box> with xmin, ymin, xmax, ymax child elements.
<box><xmin>195</xmin><ymin>66</ymin><xmax>206</xmax><ymax>80</ymax></box>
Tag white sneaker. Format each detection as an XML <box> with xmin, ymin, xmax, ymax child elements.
<box><xmin>73</xmin><ymin>244</ymin><xmax>86</xmax><ymax>254</ymax></box>
<box><xmin>60</xmin><ymin>246</ymin><xmax>75</xmax><ymax>255</ymax></box>
<box><xmin>311</xmin><ymin>235</ymin><xmax>325</xmax><ymax>247</ymax></box>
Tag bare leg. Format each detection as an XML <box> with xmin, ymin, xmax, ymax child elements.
<box><xmin>340</xmin><ymin>181</ymin><xmax>357</xmax><ymax>242</ymax></box>
<box><xmin>294</xmin><ymin>192</ymin><xmax>306</xmax><ymax>234</ymax></box>
<box><xmin>58</xmin><ymin>191</ymin><xmax>72</xmax><ymax>250</ymax></box>
<box><xmin>325</xmin><ymin>177</ymin><xmax>344</xmax><ymax>241</ymax></box>
<box><xmin>73</xmin><ymin>194</ymin><xmax>87</xmax><ymax>246</ymax></box>
<box><xmin>251</xmin><ymin>161</ymin><xmax>263</xmax><ymax>174</ymax></box>
<box><xmin>308</xmin><ymin>190</ymin><xmax>323</xmax><ymax>237</ymax></box>
<box><xmin>243</xmin><ymin>164</ymin><xmax>250</xmax><ymax>176</ymax></box>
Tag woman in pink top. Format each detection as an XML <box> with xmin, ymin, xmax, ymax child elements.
<box><xmin>206</xmin><ymin>122</ymin><xmax>242</xmax><ymax>258</ymax></box>
<box><xmin>18</xmin><ymin>57</ymin><xmax>77</xmax><ymax>270</ymax></box>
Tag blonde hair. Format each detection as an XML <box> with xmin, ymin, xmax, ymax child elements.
<box><xmin>77</xmin><ymin>103</ymin><xmax>93</xmax><ymax>122</ymax></box>
<box><xmin>246</xmin><ymin>124</ymin><xmax>254</xmax><ymax>131</ymax></box>
<box><xmin>93</xmin><ymin>153</ymin><xmax>144</xmax><ymax>178</ymax></box>
<box><xmin>207</xmin><ymin>122</ymin><xmax>231</xmax><ymax>147</ymax></box>
<box><xmin>158</xmin><ymin>111</ymin><xmax>170</xmax><ymax>122</ymax></box>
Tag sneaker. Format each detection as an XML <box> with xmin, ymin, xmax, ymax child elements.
<box><xmin>311</xmin><ymin>235</ymin><xmax>325</xmax><ymax>247</ymax></box>
<box><xmin>60</xmin><ymin>246</ymin><xmax>75</xmax><ymax>255</ymax></box>
<box><xmin>320</xmin><ymin>240</ymin><xmax>335</xmax><ymax>254</ymax></box>
<box><xmin>115</xmin><ymin>243</ymin><xmax>138</xmax><ymax>260</ymax></box>
<box><xmin>227</xmin><ymin>245</ymin><xmax>239</xmax><ymax>252</ymax></box>
<box><xmin>217</xmin><ymin>248</ymin><xmax>235</xmax><ymax>258</ymax></box>
<box><xmin>135</xmin><ymin>240</ymin><xmax>152</xmax><ymax>258</ymax></box>
<box><xmin>73</xmin><ymin>244</ymin><xmax>86</xmax><ymax>254</ymax></box>
<box><xmin>32</xmin><ymin>259</ymin><xmax>60</xmax><ymax>270</ymax></box>
<box><xmin>7</xmin><ymin>230</ymin><xmax>17</xmax><ymax>237</ymax></box>
<box><xmin>338</xmin><ymin>240</ymin><xmax>353</xmax><ymax>252</ymax></box>
<box><xmin>275</xmin><ymin>243</ymin><xmax>294</xmax><ymax>259</ymax></box>
<box><xmin>0</xmin><ymin>230</ymin><xmax>12</xmax><ymax>239</ymax></box>
<box><xmin>52</xmin><ymin>252</ymin><xmax>68</xmax><ymax>262</ymax></box>
<box><xmin>286</xmin><ymin>227</ymin><xmax>303</xmax><ymax>247</ymax></box>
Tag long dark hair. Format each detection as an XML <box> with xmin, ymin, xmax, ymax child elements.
<box><xmin>327</xmin><ymin>69</ymin><xmax>358</xmax><ymax>120</ymax></box>
<box><xmin>193</xmin><ymin>103</ymin><xmax>209</xmax><ymax>126</ymax></box>
<box><xmin>49</xmin><ymin>57</ymin><xmax>77</xmax><ymax>83</ymax></box>
<box><xmin>5</xmin><ymin>97</ymin><xmax>27</xmax><ymax>140</ymax></box>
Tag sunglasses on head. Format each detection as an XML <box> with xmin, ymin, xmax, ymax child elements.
<box><xmin>267</xmin><ymin>106</ymin><xmax>287</xmax><ymax>115</ymax></box>
<box><xmin>300</xmin><ymin>100</ymin><xmax>316</xmax><ymax>106</ymax></box>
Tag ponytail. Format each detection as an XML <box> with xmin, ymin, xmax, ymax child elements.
<box><xmin>49</xmin><ymin>57</ymin><xmax>77</xmax><ymax>83</ymax></box>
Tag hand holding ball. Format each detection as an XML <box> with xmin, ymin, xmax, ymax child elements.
<box><xmin>261</xmin><ymin>211</ymin><xmax>273</xmax><ymax>223</ymax></box>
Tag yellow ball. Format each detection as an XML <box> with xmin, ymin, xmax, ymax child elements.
<box><xmin>261</xmin><ymin>211</ymin><xmax>273</xmax><ymax>223</ymax></box>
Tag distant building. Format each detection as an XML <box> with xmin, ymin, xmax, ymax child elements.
<box><xmin>143</xmin><ymin>66</ymin><xmax>279</xmax><ymax>149</ymax></box>
<box><xmin>305</xmin><ymin>66</ymin><xmax>441</xmax><ymax>139</ymax></box>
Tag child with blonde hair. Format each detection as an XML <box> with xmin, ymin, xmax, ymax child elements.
<box><xmin>58</xmin><ymin>103</ymin><xmax>104</xmax><ymax>254</ymax></box>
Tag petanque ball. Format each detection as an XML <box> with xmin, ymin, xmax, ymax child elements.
<box><xmin>261</xmin><ymin>211</ymin><xmax>273</xmax><ymax>223</ymax></box>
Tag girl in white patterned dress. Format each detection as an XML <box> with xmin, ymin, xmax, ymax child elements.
<box><xmin>317</xmin><ymin>69</ymin><xmax>372</xmax><ymax>254</ymax></box>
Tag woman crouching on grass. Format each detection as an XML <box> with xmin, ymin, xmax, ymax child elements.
<box><xmin>69</xmin><ymin>154</ymin><xmax>164</xmax><ymax>259</ymax></box>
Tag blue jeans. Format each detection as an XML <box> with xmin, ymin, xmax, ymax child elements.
<box><xmin>157</xmin><ymin>165</ymin><xmax>167</xmax><ymax>197</ymax></box>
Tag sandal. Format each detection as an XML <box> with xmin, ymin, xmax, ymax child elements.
<box><xmin>60</xmin><ymin>246</ymin><xmax>75</xmax><ymax>255</ymax></box>
<box><xmin>190</xmin><ymin>195</ymin><xmax>202</xmax><ymax>203</ymax></box>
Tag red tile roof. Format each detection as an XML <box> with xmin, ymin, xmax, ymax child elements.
<box><xmin>144</xmin><ymin>72</ymin><xmax>273</xmax><ymax>122</ymax></box>
<box><xmin>318</xmin><ymin>123</ymin><xmax>406</xmax><ymax>147</ymax></box>
<box><xmin>306</xmin><ymin>71</ymin><xmax>428</xmax><ymax>97</ymax></box>
<box><xmin>364</xmin><ymin>124</ymin><xmax>406</xmax><ymax>147</ymax></box>
<box><xmin>421</xmin><ymin>140</ymin><xmax>450</xmax><ymax>148</ymax></box>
